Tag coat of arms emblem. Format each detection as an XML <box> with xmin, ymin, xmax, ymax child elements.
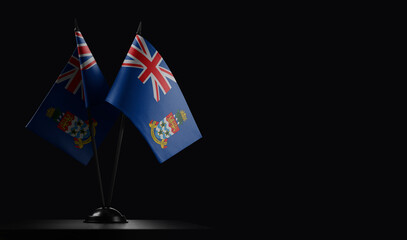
<box><xmin>46</xmin><ymin>107</ymin><xmax>97</xmax><ymax>149</ymax></box>
<box><xmin>149</xmin><ymin>110</ymin><xmax>187</xmax><ymax>149</ymax></box>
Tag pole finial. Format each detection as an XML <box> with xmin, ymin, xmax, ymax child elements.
<box><xmin>74</xmin><ymin>18</ymin><xmax>80</xmax><ymax>32</ymax></box>
<box><xmin>136</xmin><ymin>21</ymin><xmax>142</xmax><ymax>35</ymax></box>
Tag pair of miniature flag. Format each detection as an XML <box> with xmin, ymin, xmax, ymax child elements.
<box><xmin>26</xmin><ymin>23</ymin><xmax>201</xmax><ymax>165</ymax></box>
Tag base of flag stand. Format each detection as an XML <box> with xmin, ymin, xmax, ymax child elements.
<box><xmin>84</xmin><ymin>207</ymin><xmax>127</xmax><ymax>223</ymax></box>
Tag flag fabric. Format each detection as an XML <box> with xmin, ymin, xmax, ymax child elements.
<box><xmin>26</xmin><ymin>30</ymin><xmax>118</xmax><ymax>165</ymax></box>
<box><xmin>106</xmin><ymin>34</ymin><xmax>201</xmax><ymax>163</ymax></box>
<box><xmin>75</xmin><ymin>31</ymin><xmax>109</xmax><ymax>108</ymax></box>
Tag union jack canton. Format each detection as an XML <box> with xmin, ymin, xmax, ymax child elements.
<box><xmin>55</xmin><ymin>31</ymin><xmax>97</xmax><ymax>100</ymax></box>
<box><xmin>55</xmin><ymin>49</ymin><xmax>84</xmax><ymax>99</ymax></box>
<box><xmin>122</xmin><ymin>35</ymin><xmax>176</xmax><ymax>102</ymax></box>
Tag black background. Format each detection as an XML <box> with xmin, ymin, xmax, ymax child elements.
<box><xmin>0</xmin><ymin>2</ymin><xmax>268</xmax><ymax>232</ymax></box>
<box><xmin>0</xmin><ymin>3</ymin><xmax>382</xmax><ymax>237</ymax></box>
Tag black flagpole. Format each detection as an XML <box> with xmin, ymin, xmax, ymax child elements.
<box><xmin>74</xmin><ymin>19</ymin><xmax>106</xmax><ymax>208</ymax></box>
<box><xmin>108</xmin><ymin>113</ymin><xmax>125</xmax><ymax>206</ymax></box>
<box><xmin>107</xmin><ymin>21</ymin><xmax>142</xmax><ymax>207</ymax></box>
<box><xmin>74</xmin><ymin>19</ymin><xmax>127</xmax><ymax>223</ymax></box>
<box><xmin>85</xmin><ymin>108</ymin><xmax>127</xmax><ymax>223</ymax></box>
<box><xmin>87</xmin><ymin>110</ymin><xmax>106</xmax><ymax>208</ymax></box>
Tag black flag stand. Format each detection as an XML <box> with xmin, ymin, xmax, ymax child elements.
<box><xmin>90</xmin><ymin>21</ymin><xmax>143</xmax><ymax>223</ymax></box>
<box><xmin>83</xmin><ymin>109</ymin><xmax>127</xmax><ymax>223</ymax></box>
<box><xmin>74</xmin><ymin>19</ymin><xmax>127</xmax><ymax>223</ymax></box>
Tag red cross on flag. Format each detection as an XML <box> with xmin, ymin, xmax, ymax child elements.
<box><xmin>121</xmin><ymin>35</ymin><xmax>176</xmax><ymax>102</ymax></box>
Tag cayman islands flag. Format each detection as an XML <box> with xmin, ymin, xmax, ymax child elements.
<box><xmin>106</xmin><ymin>33</ymin><xmax>201</xmax><ymax>163</ymax></box>
<box><xmin>26</xmin><ymin>29</ymin><xmax>118</xmax><ymax>165</ymax></box>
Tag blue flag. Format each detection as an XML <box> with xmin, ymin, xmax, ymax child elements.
<box><xmin>106</xmin><ymin>34</ymin><xmax>202</xmax><ymax>163</ymax></box>
<box><xmin>26</xmin><ymin>30</ymin><xmax>118</xmax><ymax>165</ymax></box>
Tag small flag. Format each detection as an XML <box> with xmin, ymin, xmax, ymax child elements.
<box><xmin>26</xmin><ymin>29</ymin><xmax>118</xmax><ymax>165</ymax></box>
<box><xmin>106</xmin><ymin>32</ymin><xmax>201</xmax><ymax>163</ymax></box>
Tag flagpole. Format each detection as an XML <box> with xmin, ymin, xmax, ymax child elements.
<box><xmin>74</xmin><ymin>19</ymin><xmax>127</xmax><ymax>223</ymax></box>
<box><xmin>84</xmin><ymin>110</ymin><xmax>126</xmax><ymax>223</ymax></box>
<box><xmin>107</xmin><ymin>21</ymin><xmax>142</xmax><ymax>207</ymax></box>
<box><xmin>108</xmin><ymin>113</ymin><xmax>125</xmax><ymax>206</ymax></box>
<box><xmin>84</xmin><ymin>108</ymin><xmax>127</xmax><ymax>223</ymax></box>
<box><xmin>87</xmin><ymin>109</ymin><xmax>106</xmax><ymax>208</ymax></box>
<box><xmin>74</xmin><ymin>19</ymin><xmax>106</xmax><ymax>208</ymax></box>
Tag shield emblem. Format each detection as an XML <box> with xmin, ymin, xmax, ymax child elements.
<box><xmin>149</xmin><ymin>110</ymin><xmax>187</xmax><ymax>149</ymax></box>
